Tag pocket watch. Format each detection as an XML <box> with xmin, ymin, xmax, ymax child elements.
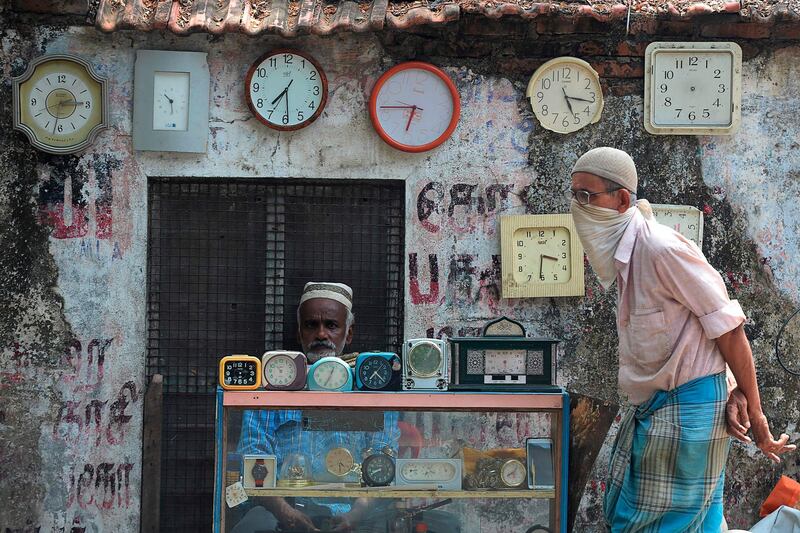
<box><xmin>500</xmin><ymin>459</ymin><xmax>527</xmax><ymax>488</ymax></box>
<box><xmin>13</xmin><ymin>54</ymin><xmax>108</xmax><ymax>154</ymax></box>
<box><xmin>325</xmin><ymin>447</ymin><xmax>356</xmax><ymax>477</ymax></box>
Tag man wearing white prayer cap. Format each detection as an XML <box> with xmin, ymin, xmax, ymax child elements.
<box><xmin>568</xmin><ymin>147</ymin><xmax>793</xmax><ymax>532</ymax></box>
<box><xmin>297</xmin><ymin>281</ymin><xmax>355</xmax><ymax>363</ymax></box>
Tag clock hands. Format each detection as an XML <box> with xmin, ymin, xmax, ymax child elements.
<box><xmin>563</xmin><ymin>92</ymin><xmax>594</xmax><ymax>103</ymax></box>
<box><xmin>163</xmin><ymin>93</ymin><xmax>174</xmax><ymax>114</ymax></box>
<box><xmin>379</xmin><ymin>103</ymin><xmax>425</xmax><ymax>131</ymax></box>
<box><xmin>405</xmin><ymin>105</ymin><xmax>418</xmax><ymax>131</ymax></box>
<box><xmin>538</xmin><ymin>254</ymin><xmax>559</xmax><ymax>280</ymax></box>
<box><xmin>562</xmin><ymin>87</ymin><xmax>575</xmax><ymax>116</ymax></box>
<box><xmin>269</xmin><ymin>80</ymin><xmax>294</xmax><ymax>122</ymax></box>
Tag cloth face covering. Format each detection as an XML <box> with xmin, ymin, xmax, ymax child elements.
<box><xmin>570</xmin><ymin>199</ymin><xmax>637</xmax><ymax>289</ymax></box>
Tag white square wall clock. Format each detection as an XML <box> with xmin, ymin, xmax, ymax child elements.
<box><xmin>651</xmin><ymin>204</ymin><xmax>704</xmax><ymax>248</ymax></box>
<box><xmin>133</xmin><ymin>50</ymin><xmax>210</xmax><ymax>152</ymax></box>
<box><xmin>644</xmin><ymin>42</ymin><xmax>741</xmax><ymax>136</ymax></box>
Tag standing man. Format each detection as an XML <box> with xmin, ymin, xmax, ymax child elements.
<box><xmin>568</xmin><ymin>147</ymin><xmax>794</xmax><ymax>532</ymax></box>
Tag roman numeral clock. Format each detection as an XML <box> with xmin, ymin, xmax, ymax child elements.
<box><xmin>13</xmin><ymin>54</ymin><xmax>109</xmax><ymax>155</ymax></box>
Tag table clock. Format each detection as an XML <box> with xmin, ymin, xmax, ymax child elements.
<box><xmin>261</xmin><ymin>350</ymin><xmax>307</xmax><ymax>391</ymax></box>
<box><xmin>395</xmin><ymin>458</ymin><xmax>462</xmax><ymax>490</ymax></box>
<box><xmin>402</xmin><ymin>338</ymin><xmax>449</xmax><ymax>391</ymax></box>
<box><xmin>355</xmin><ymin>352</ymin><xmax>401</xmax><ymax>391</ymax></box>
<box><xmin>449</xmin><ymin>317</ymin><xmax>558</xmax><ymax>392</ymax></box>
<box><xmin>361</xmin><ymin>449</ymin><xmax>396</xmax><ymax>487</ymax></box>
<box><xmin>307</xmin><ymin>356</ymin><xmax>353</xmax><ymax>391</ymax></box>
<box><xmin>219</xmin><ymin>355</ymin><xmax>262</xmax><ymax>390</ymax></box>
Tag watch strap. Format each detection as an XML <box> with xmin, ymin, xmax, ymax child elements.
<box><xmin>254</xmin><ymin>458</ymin><xmax>265</xmax><ymax>487</ymax></box>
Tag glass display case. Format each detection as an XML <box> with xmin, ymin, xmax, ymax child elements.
<box><xmin>213</xmin><ymin>389</ymin><xmax>569</xmax><ymax>533</ymax></box>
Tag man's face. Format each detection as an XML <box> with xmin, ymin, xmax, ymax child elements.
<box><xmin>571</xmin><ymin>172</ymin><xmax>630</xmax><ymax>212</ymax></box>
<box><xmin>297</xmin><ymin>298</ymin><xmax>353</xmax><ymax>363</ymax></box>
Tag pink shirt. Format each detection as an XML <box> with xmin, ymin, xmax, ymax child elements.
<box><xmin>614</xmin><ymin>210</ymin><xmax>746</xmax><ymax>405</ymax></box>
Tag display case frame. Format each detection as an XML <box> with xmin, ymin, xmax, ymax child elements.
<box><xmin>213</xmin><ymin>388</ymin><xmax>570</xmax><ymax>533</ymax></box>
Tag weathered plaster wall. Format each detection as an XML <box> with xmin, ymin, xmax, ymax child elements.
<box><xmin>1</xmin><ymin>9</ymin><xmax>799</xmax><ymax>532</ymax></box>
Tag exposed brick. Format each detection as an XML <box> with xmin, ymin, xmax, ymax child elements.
<box><xmin>627</xmin><ymin>17</ymin><xmax>659</xmax><ymax>35</ymax></box>
<box><xmin>578</xmin><ymin>41</ymin><xmax>608</xmax><ymax>56</ymax></box>
<box><xmin>656</xmin><ymin>20</ymin><xmax>697</xmax><ymax>36</ymax></box>
<box><xmin>590</xmin><ymin>58</ymin><xmax>645</xmax><ymax>78</ymax></box>
<box><xmin>536</xmin><ymin>16</ymin><xmax>615</xmax><ymax>35</ymax></box>
<box><xmin>496</xmin><ymin>57</ymin><xmax>547</xmax><ymax>75</ymax></box>
<box><xmin>773</xmin><ymin>23</ymin><xmax>800</xmax><ymax>39</ymax></box>
<box><xmin>462</xmin><ymin>16</ymin><xmax>529</xmax><ymax>37</ymax></box>
<box><xmin>12</xmin><ymin>0</ymin><xmax>88</xmax><ymax>14</ymax></box>
<box><xmin>615</xmin><ymin>41</ymin><xmax>649</xmax><ymax>56</ymax></box>
<box><xmin>607</xmin><ymin>80</ymin><xmax>643</xmax><ymax>96</ymax></box>
<box><xmin>700</xmin><ymin>22</ymin><xmax>771</xmax><ymax>39</ymax></box>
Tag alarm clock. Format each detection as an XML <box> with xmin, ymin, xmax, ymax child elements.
<box><xmin>355</xmin><ymin>352</ymin><xmax>401</xmax><ymax>391</ymax></box>
<box><xmin>219</xmin><ymin>355</ymin><xmax>262</xmax><ymax>390</ymax></box>
<box><xmin>261</xmin><ymin>350</ymin><xmax>307</xmax><ymax>391</ymax></box>
<box><xmin>307</xmin><ymin>357</ymin><xmax>353</xmax><ymax>392</ymax></box>
<box><xmin>361</xmin><ymin>450</ymin><xmax>396</xmax><ymax>487</ymax></box>
<box><xmin>402</xmin><ymin>339</ymin><xmax>449</xmax><ymax>391</ymax></box>
<box><xmin>395</xmin><ymin>458</ymin><xmax>462</xmax><ymax>490</ymax></box>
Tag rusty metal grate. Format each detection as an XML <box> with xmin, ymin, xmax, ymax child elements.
<box><xmin>147</xmin><ymin>178</ymin><xmax>405</xmax><ymax>532</ymax></box>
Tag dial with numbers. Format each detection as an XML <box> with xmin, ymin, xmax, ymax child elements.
<box><xmin>513</xmin><ymin>227</ymin><xmax>572</xmax><ymax>285</ymax></box>
<box><xmin>153</xmin><ymin>71</ymin><xmax>190</xmax><ymax>131</ymax></box>
<box><xmin>369</xmin><ymin>61</ymin><xmax>460</xmax><ymax>152</ymax></box>
<box><xmin>307</xmin><ymin>357</ymin><xmax>352</xmax><ymax>391</ymax></box>
<box><xmin>263</xmin><ymin>353</ymin><xmax>297</xmax><ymax>387</ymax></box>
<box><xmin>13</xmin><ymin>54</ymin><xmax>108</xmax><ymax>154</ymax></box>
<box><xmin>651</xmin><ymin>204</ymin><xmax>704</xmax><ymax>247</ymax></box>
<box><xmin>218</xmin><ymin>355</ymin><xmax>262</xmax><ymax>390</ymax></box>
<box><xmin>500</xmin><ymin>459</ymin><xmax>527</xmax><ymax>488</ymax></box>
<box><xmin>526</xmin><ymin>57</ymin><xmax>604</xmax><ymax>134</ymax></box>
<box><xmin>245</xmin><ymin>49</ymin><xmax>327</xmax><ymax>131</ymax></box>
<box><xmin>645</xmin><ymin>42</ymin><xmax>741</xmax><ymax>135</ymax></box>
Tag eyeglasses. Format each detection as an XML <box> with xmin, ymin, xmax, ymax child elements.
<box><xmin>565</xmin><ymin>187</ymin><xmax>623</xmax><ymax>206</ymax></box>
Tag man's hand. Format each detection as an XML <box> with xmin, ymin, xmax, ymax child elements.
<box><xmin>748</xmin><ymin>410</ymin><xmax>796</xmax><ymax>463</ymax></box>
<box><xmin>725</xmin><ymin>387</ymin><xmax>751</xmax><ymax>443</ymax></box>
<box><xmin>277</xmin><ymin>506</ymin><xmax>319</xmax><ymax>532</ymax></box>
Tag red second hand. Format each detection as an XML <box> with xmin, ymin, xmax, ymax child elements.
<box><xmin>405</xmin><ymin>105</ymin><xmax>417</xmax><ymax>131</ymax></box>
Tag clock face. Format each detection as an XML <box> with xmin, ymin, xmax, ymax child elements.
<box><xmin>484</xmin><ymin>349</ymin><xmax>527</xmax><ymax>375</ymax></box>
<box><xmin>311</xmin><ymin>359</ymin><xmax>350</xmax><ymax>390</ymax></box>
<box><xmin>153</xmin><ymin>71</ymin><xmax>189</xmax><ymax>131</ymax></box>
<box><xmin>651</xmin><ymin>204</ymin><xmax>704</xmax><ymax>247</ymax></box>
<box><xmin>362</xmin><ymin>454</ymin><xmax>395</xmax><ymax>486</ymax></box>
<box><xmin>407</xmin><ymin>342</ymin><xmax>443</xmax><ymax>378</ymax></box>
<box><xmin>223</xmin><ymin>360</ymin><xmax>258</xmax><ymax>387</ymax></box>
<box><xmin>358</xmin><ymin>356</ymin><xmax>392</xmax><ymax>390</ymax></box>
<box><xmin>645</xmin><ymin>42</ymin><xmax>741</xmax><ymax>135</ymax></box>
<box><xmin>13</xmin><ymin>55</ymin><xmax>107</xmax><ymax>154</ymax></box>
<box><xmin>369</xmin><ymin>62</ymin><xmax>460</xmax><ymax>153</ymax></box>
<box><xmin>325</xmin><ymin>447</ymin><xmax>355</xmax><ymax>477</ymax></box>
<box><xmin>513</xmin><ymin>226</ymin><xmax>572</xmax><ymax>285</ymax></box>
<box><xmin>500</xmin><ymin>459</ymin><xmax>527</xmax><ymax>487</ymax></box>
<box><xmin>246</xmin><ymin>49</ymin><xmax>327</xmax><ymax>131</ymax></box>
<box><xmin>400</xmin><ymin>461</ymin><xmax>457</xmax><ymax>481</ymax></box>
<box><xmin>526</xmin><ymin>57</ymin><xmax>603</xmax><ymax>134</ymax></box>
<box><xmin>263</xmin><ymin>354</ymin><xmax>298</xmax><ymax>387</ymax></box>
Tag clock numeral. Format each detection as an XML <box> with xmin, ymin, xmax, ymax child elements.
<box><xmin>518</xmin><ymin>253</ymin><xmax>523</xmax><ymax>260</ymax></box>
<box><xmin>538</xmin><ymin>231</ymin><xmax>545</xmax><ymax>237</ymax></box>
<box><xmin>256</xmin><ymin>98</ymin><xmax>264</xmax><ymax>109</ymax></box>
<box><xmin>57</xmin><ymin>74</ymin><xmax>66</xmax><ymax>83</ymax></box>
<box><xmin>518</xmin><ymin>266</ymin><xmax>523</xmax><ymax>272</ymax></box>
<box><xmin>308</xmin><ymin>101</ymin><xmax>315</xmax><ymax>110</ymax></box>
<box><xmin>257</xmin><ymin>67</ymin><xmax>267</xmax><ymax>77</ymax></box>
<box><xmin>526</xmin><ymin>231</ymin><xmax>532</xmax><ymax>237</ymax></box>
<box><xmin>540</xmin><ymin>105</ymin><xmax>548</xmax><ymax>116</ymax></box>
<box><xmin>309</xmin><ymin>71</ymin><xmax>317</xmax><ymax>81</ymax></box>
<box><xmin>675</xmin><ymin>59</ymin><xmax>684</xmax><ymax>69</ymax></box>
<box><xmin>297</xmin><ymin>110</ymin><xmax>304</xmax><ymax>122</ymax></box>
<box><xmin>30</xmin><ymin>98</ymin><xmax>37</xmax><ymax>106</ymax></box>
<box><xmin>664</xmin><ymin>97</ymin><xmax>671</xmax><ymax>107</ymax></box>
<box><xmin>589</xmin><ymin>92</ymin><xmax>596</xmax><ymax>103</ymax></box>
<box><xmin>267</xmin><ymin>109</ymin><xmax>274</xmax><ymax>119</ymax></box>
<box><xmin>553</xmin><ymin>274</ymin><xmax>559</xmax><ymax>281</ymax></box>
<box><xmin>585</xmin><ymin>78</ymin><xmax>591</xmax><ymax>90</ymax></box>
<box><xmin>561</xmin><ymin>252</ymin><xmax>567</xmax><ymax>259</ymax></box>
<box><xmin>57</xmin><ymin>124</ymin><xmax>63</xmax><ymax>133</ymax></box>
<box><xmin>561</xmin><ymin>116</ymin><xmax>570</xmax><ymax>128</ymax></box>
<box><xmin>562</xmin><ymin>265</ymin><xmax>567</xmax><ymax>271</ymax></box>
<box><xmin>539</xmin><ymin>274</ymin><xmax>545</xmax><ymax>281</ymax></box>
<box><xmin>284</xmin><ymin>54</ymin><xmax>293</xmax><ymax>65</ymax></box>
<box><xmin>688</xmin><ymin>56</ymin><xmax>698</xmax><ymax>67</ymax></box>
<box><xmin>659</xmin><ymin>83</ymin><xmax>668</xmax><ymax>94</ymax></box>
<box><xmin>688</xmin><ymin>111</ymin><xmax>696</xmax><ymax>121</ymax></box>
<box><xmin>85</xmin><ymin>101</ymin><xmax>91</xmax><ymax>109</ymax></box>
<box><xmin>675</xmin><ymin>108</ymin><xmax>682</xmax><ymax>118</ymax></box>
<box><xmin>282</xmin><ymin>114</ymin><xmax>289</xmax><ymax>125</ymax></box>
<box><xmin>313</xmin><ymin>86</ymin><xmax>320</xmax><ymax>96</ymax></box>
<box><xmin>702</xmin><ymin>108</ymin><xmax>710</xmax><ymax>119</ymax></box>
<box><xmin>664</xmin><ymin>70</ymin><xmax>674</xmax><ymax>80</ymax></box>
<box><xmin>573</xmin><ymin>113</ymin><xmax>581</xmax><ymax>125</ymax></box>
<box><xmin>561</xmin><ymin>239</ymin><xmax>566</xmax><ymax>246</ymax></box>
<box><xmin>516</xmin><ymin>240</ymin><xmax>524</xmax><ymax>247</ymax></box>
<box><xmin>714</xmin><ymin>69</ymin><xmax>722</xmax><ymax>79</ymax></box>
<box><xmin>561</xmin><ymin>67</ymin><xmax>571</xmax><ymax>81</ymax></box>
<box><xmin>583</xmin><ymin>105</ymin><xmax>590</xmax><ymax>117</ymax></box>
<box><xmin>718</xmin><ymin>84</ymin><xmax>726</xmax><ymax>93</ymax></box>
<box><xmin>536</xmin><ymin>91</ymin><xmax>544</xmax><ymax>103</ymax></box>
<box><xmin>713</xmin><ymin>98</ymin><xmax>721</xmax><ymax>108</ymax></box>
<box><xmin>542</xmin><ymin>78</ymin><xmax>551</xmax><ymax>90</ymax></box>
<box><xmin>551</xmin><ymin>112</ymin><xmax>559</xmax><ymax>125</ymax></box>
<box><xmin>269</xmin><ymin>57</ymin><xmax>277</xmax><ymax>68</ymax></box>
<box><xmin>252</xmin><ymin>82</ymin><xmax>260</xmax><ymax>92</ymax></box>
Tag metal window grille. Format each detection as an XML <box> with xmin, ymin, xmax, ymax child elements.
<box><xmin>147</xmin><ymin>178</ymin><xmax>405</xmax><ymax>532</ymax></box>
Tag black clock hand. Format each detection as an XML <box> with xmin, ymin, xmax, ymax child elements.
<box><xmin>562</xmin><ymin>87</ymin><xmax>575</xmax><ymax>115</ymax></box>
<box><xmin>565</xmin><ymin>95</ymin><xmax>594</xmax><ymax>103</ymax></box>
<box><xmin>163</xmin><ymin>93</ymin><xmax>173</xmax><ymax>104</ymax></box>
<box><xmin>539</xmin><ymin>255</ymin><xmax>543</xmax><ymax>280</ymax></box>
<box><xmin>270</xmin><ymin>80</ymin><xmax>294</xmax><ymax>106</ymax></box>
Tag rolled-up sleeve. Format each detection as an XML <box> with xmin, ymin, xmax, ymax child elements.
<box><xmin>654</xmin><ymin>243</ymin><xmax>746</xmax><ymax>339</ymax></box>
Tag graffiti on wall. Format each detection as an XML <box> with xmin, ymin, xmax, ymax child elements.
<box><xmin>53</xmin><ymin>381</ymin><xmax>139</xmax><ymax>447</ymax></box>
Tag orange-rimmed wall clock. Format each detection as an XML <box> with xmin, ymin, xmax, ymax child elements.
<box><xmin>369</xmin><ymin>62</ymin><xmax>460</xmax><ymax>153</ymax></box>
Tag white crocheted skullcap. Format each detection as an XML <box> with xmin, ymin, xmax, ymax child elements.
<box><xmin>299</xmin><ymin>282</ymin><xmax>353</xmax><ymax>311</ymax></box>
<box><xmin>571</xmin><ymin>147</ymin><xmax>638</xmax><ymax>193</ymax></box>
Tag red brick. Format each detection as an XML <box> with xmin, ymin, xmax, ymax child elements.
<box><xmin>700</xmin><ymin>23</ymin><xmax>771</xmax><ymax>39</ymax></box>
<box><xmin>608</xmin><ymin>81</ymin><xmax>642</xmax><ymax>97</ymax></box>
<box><xmin>627</xmin><ymin>17</ymin><xmax>659</xmax><ymax>35</ymax></box>
<box><xmin>615</xmin><ymin>41</ymin><xmax>649</xmax><ymax>57</ymax></box>
<box><xmin>590</xmin><ymin>58</ymin><xmax>645</xmax><ymax>79</ymax></box>
<box><xmin>773</xmin><ymin>23</ymin><xmax>800</xmax><ymax>39</ymax></box>
<box><xmin>578</xmin><ymin>41</ymin><xmax>608</xmax><ymax>56</ymax></box>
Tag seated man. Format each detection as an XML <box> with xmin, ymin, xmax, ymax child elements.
<box><xmin>234</xmin><ymin>282</ymin><xmax>400</xmax><ymax>533</ymax></box>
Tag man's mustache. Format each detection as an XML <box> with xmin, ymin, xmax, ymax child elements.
<box><xmin>308</xmin><ymin>340</ymin><xmax>336</xmax><ymax>351</ymax></box>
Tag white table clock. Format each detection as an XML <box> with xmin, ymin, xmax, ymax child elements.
<box><xmin>500</xmin><ymin>214</ymin><xmax>585</xmax><ymax>298</ymax></box>
<box><xmin>644</xmin><ymin>42</ymin><xmax>741</xmax><ymax>135</ymax></box>
<box><xmin>133</xmin><ymin>50</ymin><xmax>210</xmax><ymax>152</ymax></box>
<box><xmin>651</xmin><ymin>204</ymin><xmax>704</xmax><ymax>247</ymax></box>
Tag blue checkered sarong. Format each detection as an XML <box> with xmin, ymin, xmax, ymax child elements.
<box><xmin>604</xmin><ymin>372</ymin><xmax>731</xmax><ymax>533</ymax></box>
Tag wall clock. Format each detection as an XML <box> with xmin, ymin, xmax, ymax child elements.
<box><xmin>133</xmin><ymin>50</ymin><xmax>210</xmax><ymax>152</ymax></box>
<box><xmin>644</xmin><ymin>42</ymin><xmax>742</xmax><ymax>135</ymax></box>
<box><xmin>369</xmin><ymin>61</ymin><xmax>460</xmax><ymax>153</ymax></box>
<box><xmin>650</xmin><ymin>204</ymin><xmax>704</xmax><ymax>247</ymax></box>
<box><xmin>245</xmin><ymin>49</ymin><xmax>327</xmax><ymax>131</ymax></box>
<box><xmin>500</xmin><ymin>214</ymin><xmax>585</xmax><ymax>298</ymax></box>
<box><xmin>526</xmin><ymin>57</ymin><xmax>603</xmax><ymax>134</ymax></box>
<box><xmin>12</xmin><ymin>54</ymin><xmax>108</xmax><ymax>155</ymax></box>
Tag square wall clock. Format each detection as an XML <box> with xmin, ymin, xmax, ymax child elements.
<box><xmin>133</xmin><ymin>50</ymin><xmax>210</xmax><ymax>152</ymax></box>
<box><xmin>501</xmin><ymin>214</ymin><xmax>585</xmax><ymax>298</ymax></box>
<box><xmin>644</xmin><ymin>42</ymin><xmax>742</xmax><ymax>136</ymax></box>
<box><xmin>651</xmin><ymin>204</ymin><xmax>704</xmax><ymax>248</ymax></box>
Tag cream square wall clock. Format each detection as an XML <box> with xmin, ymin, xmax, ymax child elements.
<box><xmin>644</xmin><ymin>42</ymin><xmax>741</xmax><ymax>136</ymax></box>
<box><xmin>651</xmin><ymin>204</ymin><xmax>704</xmax><ymax>247</ymax></box>
<box><xmin>133</xmin><ymin>50</ymin><xmax>210</xmax><ymax>152</ymax></box>
<box><xmin>501</xmin><ymin>214</ymin><xmax>585</xmax><ymax>298</ymax></box>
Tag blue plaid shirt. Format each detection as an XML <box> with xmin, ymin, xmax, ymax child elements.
<box><xmin>238</xmin><ymin>407</ymin><xmax>401</xmax><ymax>515</ymax></box>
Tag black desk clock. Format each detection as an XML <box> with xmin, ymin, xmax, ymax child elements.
<box><xmin>449</xmin><ymin>317</ymin><xmax>559</xmax><ymax>392</ymax></box>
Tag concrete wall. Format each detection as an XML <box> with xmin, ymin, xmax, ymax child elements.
<box><xmin>1</xmin><ymin>10</ymin><xmax>799</xmax><ymax>532</ymax></box>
